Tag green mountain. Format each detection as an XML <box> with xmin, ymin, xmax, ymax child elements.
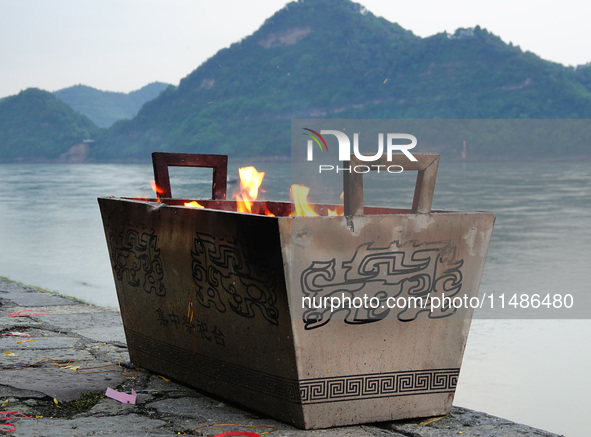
<box><xmin>0</xmin><ymin>88</ymin><xmax>100</xmax><ymax>162</ymax></box>
<box><xmin>574</xmin><ymin>64</ymin><xmax>591</xmax><ymax>92</ymax></box>
<box><xmin>95</xmin><ymin>0</ymin><xmax>591</xmax><ymax>160</ymax></box>
<box><xmin>54</xmin><ymin>82</ymin><xmax>171</xmax><ymax>128</ymax></box>
<box><xmin>2</xmin><ymin>0</ymin><xmax>590</xmax><ymax>162</ymax></box>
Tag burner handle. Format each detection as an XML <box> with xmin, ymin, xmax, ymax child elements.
<box><xmin>151</xmin><ymin>152</ymin><xmax>228</xmax><ymax>200</ymax></box>
<box><xmin>343</xmin><ymin>153</ymin><xmax>439</xmax><ymax>216</ymax></box>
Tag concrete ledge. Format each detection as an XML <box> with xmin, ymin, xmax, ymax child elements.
<box><xmin>0</xmin><ymin>278</ymin><xmax>563</xmax><ymax>436</ymax></box>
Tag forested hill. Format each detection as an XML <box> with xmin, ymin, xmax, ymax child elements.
<box><xmin>2</xmin><ymin>0</ymin><xmax>591</xmax><ymax>162</ymax></box>
<box><xmin>94</xmin><ymin>0</ymin><xmax>591</xmax><ymax>160</ymax></box>
<box><xmin>54</xmin><ymin>82</ymin><xmax>170</xmax><ymax>128</ymax></box>
<box><xmin>0</xmin><ymin>88</ymin><xmax>99</xmax><ymax>161</ymax></box>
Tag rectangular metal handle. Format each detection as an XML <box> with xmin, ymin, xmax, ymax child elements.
<box><xmin>343</xmin><ymin>153</ymin><xmax>439</xmax><ymax>216</ymax></box>
<box><xmin>152</xmin><ymin>152</ymin><xmax>228</xmax><ymax>200</ymax></box>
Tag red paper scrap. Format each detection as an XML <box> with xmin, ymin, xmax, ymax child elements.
<box><xmin>0</xmin><ymin>410</ymin><xmax>33</xmax><ymax>433</ymax></box>
<box><xmin>7</xmin><ymin>310</ymin><xmax>49</xmax><ymax>318</ymax></box>
<box><xmin>213</xmin><ymin>433</ymin><xmax>260</xmax><ymax>437</ymax></box>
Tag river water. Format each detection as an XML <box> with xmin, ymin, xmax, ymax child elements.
<box><xmin>0</xmin><ymin>159</ymin><xmax>589</xmax><ymax>436</ymax></box>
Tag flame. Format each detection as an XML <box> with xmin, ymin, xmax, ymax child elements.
<box><xmin>143</xmin><ymin>167</ymin><xmax>345</xmax><ymax>217</ymax></box>
<box><xmin>290</xmin><ymin>185</ymin><xmax>344</xmax><ymax>216</ymax></box>
<box><xmin>150</xmin><ymin>179</ymin><xmax>164</xmax><ymax>202</ymax></box>
<box><xmin>150</xmin><ymin>179</ymin><xmax>164</xmax><ymax>194</ymax></box>
<box><xmin>328</xmin><ymin>194</ymin><xmax>344</xmax><ymax>216</ymax></box>
<box><xmin>291</xmin><ymin>184</ymin><xmax>320</xmax><ymax>217</ymax></box>
<box><xmin>184</xmin><ymin>201</ymin><xmax>205</xmax><ymax>209</ymax></box>
<box><xmin>233</xmin><ymin>166</ymin><xmax>273</xmax><ymax>215</ymax></box>
<box><xmin>263</xmin><ymin>204</ymin><xmax>275</xmax><ymax>217</ymax></box>
<box><xmin>239</xmin><ymin>167</ymin><xmax>265</xmax><ymax>199</ymax></box>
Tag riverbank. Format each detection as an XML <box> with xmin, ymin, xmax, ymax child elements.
<box><xmin>0</xmin><ymin>278</ymin><xmax>563</xmax><ymax>436</ymax></box>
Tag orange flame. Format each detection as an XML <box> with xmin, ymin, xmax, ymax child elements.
<box><xmin>149</xmin><ymin>179</ymin><xmax>164</xmax><ymax>202</ymax></box>
<box><xmin>329</xmin><ymin>194</ymin><xmax>345</xmax><ymax>216</ymax></box>
<box><xmin>150</xmin><ymin>179</ymin><xmax>164</xmax><ymax>194</ymax></box>
<box><xmin>240</xmin><ymin>167</ymin><xmax>265</xmax><ymax>199</ymax></box>
<box><xmin>143</xmin><ymin>168</ymin><xmax>344</xmax><ymax>217</ymax></box>
<box><xmin>184</xmin><ymin>201</ymin><xmax>205</xmax><ymax>209</ymax></box>
<box><xmin>234</xmin><ymin>166</ymin><xmax>269</xmax><ymax>214</ymax></box>
<box><xmin>290</xmin><ymin>184</ymin><xmax>320</xmax><ymax>217</ymax></box>
<box><xmin>263</xmin><ymin>204</ymin><xmax>275</xmax><ymax>217</ymax></box>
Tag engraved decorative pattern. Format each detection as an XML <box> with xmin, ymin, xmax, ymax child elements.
<box><xmin>191</xmin><ymin>232</ymin><xmax>279</xmax><ymax>325</ymax></box>
<box><xmin>301</xmin><ymin>240</ymin><xmax>464</xmax><ymax>328</ymax></box>
<box><xmin>108</xmin><ymin>224</ymin><xmax>166</xmax><ymax>296</ymax></box>
<box><xmin>299</xmin><ymin>369</ymin><xmax>458</xmax><ymax>404</ymax></box>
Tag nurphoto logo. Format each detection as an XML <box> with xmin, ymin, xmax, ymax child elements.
<box><xmin>303</xmin><ymin>128</ymin><xmax>418</xmax><ymax>174</ymax></box>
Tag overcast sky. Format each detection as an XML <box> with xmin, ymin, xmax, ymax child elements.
<box><xmin>1</xmin><ymin>0</ymin><xmax>590</xmax><ymax>99</ymax></box>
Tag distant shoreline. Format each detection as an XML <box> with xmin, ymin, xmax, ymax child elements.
<box><xmin>1</xmin><ymin>154</ymin><xmax>590</xmax><ymax>164</ymax></box>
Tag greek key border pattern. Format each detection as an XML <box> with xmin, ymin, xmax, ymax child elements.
<box><xmin>126</xmin><ymin>330</ymin><xmax>458</xmax><ymax>405</ymax></box>
<box><xmin>300</xmin><ymin>369</ymin><xmax>458</xmax><ymax>404</ymax></box>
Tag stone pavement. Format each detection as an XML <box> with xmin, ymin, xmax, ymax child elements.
<box><xmin>0</xmin><ymin>278</ymin><xmax>562</xmax><ymax>436</ymax></box>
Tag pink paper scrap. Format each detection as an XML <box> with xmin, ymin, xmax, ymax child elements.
<box><xmin>3</xmin><ymin>332</ymin><xmax>32</xmax><ymax>337</ymax></box>
<box><xmin>105</xmin><ymin>387</ymin><xmax>137</xmax><ymax>405</ymax></box>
